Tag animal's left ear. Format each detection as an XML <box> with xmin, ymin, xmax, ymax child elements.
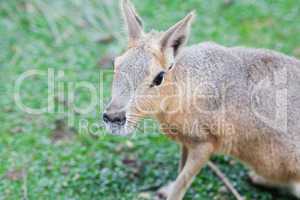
<box><xmin>160</xmin><ymin>11</ymin><xmax>195</xmax><ymax>59</ymax></box>
<box><xmin>121</xmin><ymin>0</ymin><xmax>144</xmax><ymax>45</ymax></box>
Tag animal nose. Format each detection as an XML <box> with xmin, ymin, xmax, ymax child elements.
<box><xmin>103</xmin><ymin>112</ymin><xmax>126</xmax><ymax>125</ymax></box>
<box><xmin>103</xmin><ymin>113</ymin><xmax>110</xmax><ymax>123</ymax></box>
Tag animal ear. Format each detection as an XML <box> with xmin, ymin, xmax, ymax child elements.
<box><xmin>121</xmin><ymin>0</ymin><xmax>144</xmax><ymax>44</ymax></box>
<box><xmin>160</xmin><ymin>11</ymin><xmax>195</xmax><ymax>58</ymax></box>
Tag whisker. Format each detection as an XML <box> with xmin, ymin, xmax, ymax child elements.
<box><xmin>127</xmin><ymin>114</ymin><xmax>143</xmax><ymax>119</ymax></box>
<box><xmin>126</xmin><ymin>120</ymin><xmax>144</xmax><ymax>133</ymax></box>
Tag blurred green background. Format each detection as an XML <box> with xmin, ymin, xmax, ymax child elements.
<box><xmin>1</xmin><ymin>0</ymin><xmax>300</xmax><ymax>199</ymax></box>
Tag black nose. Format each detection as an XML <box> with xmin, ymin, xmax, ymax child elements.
<box><xmin>103</xmin><ymin>113</ymin><xmax>110</xmax><ymax>123</ymax></box>
<box><xmin>103</xmin><ymin>112</ymin><xmax>126</xmax><ymax>125</ymax></box>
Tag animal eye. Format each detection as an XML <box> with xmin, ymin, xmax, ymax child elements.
<box><xmin>150</xmin><ymin>71</ymin><xmax>165</xmax><ymax>87</ymax></box>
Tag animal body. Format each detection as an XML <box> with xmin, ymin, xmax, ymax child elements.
<box><xmin>103</xmin><ymin>0</ymin><xmax>300</xmax><ymax>199</ymax></box>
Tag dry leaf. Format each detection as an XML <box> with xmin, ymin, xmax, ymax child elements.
<box><xmin>10</xmin><ymin>127</ymin><xmax>24</xmax><ymax>134</ymax></box>
<box><xmin>138</xmin><ymin>192</ymin><xmax>152</xmax><ymax>199</ymax></box>
<box><xmin>223</xmin><ymin>0</ymin><xmax>234</xmax><ymax>7</ymax></box>
<box><xmin>5</xmin><ymin>169</ymin><xmax>25</xmax><ymax>181</ymax></box>
<box><xmin>98</xmin><ymin>53</ymin><xmax>116</xmax><ymax>69</ymax></box>
<box><xmin>293</xmin><ymin>47</ymin><xmax>300</xmax><ymax>58</ymax></box>
<box><xmin>218</xmin><ymin>186</ymin><xmax>229</xmax><ymax>194</ymax></box>
<box><xmin>51</xmin><ymin>119</ymin><xmax>75</xmax><ymax>143</ymax></box>
<box><xmin>96</xmin><ymin>35</ymin><xmax>114</xmax><ymax>44</ymax></box>
<box><xmin>125</xmin><ymin>140</ymin><xmax>134</xmax><ymax>149</ymax></box>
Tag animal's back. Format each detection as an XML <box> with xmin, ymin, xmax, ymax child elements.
<box><xmin>175</xmin><ymin>42</ymin><xmax>300</xmax><ymax>139</ymax></box>
<box><xmin>229</xmin><ymin>46</ymin><xmax>300</xmax><ymax>141</ymax></box>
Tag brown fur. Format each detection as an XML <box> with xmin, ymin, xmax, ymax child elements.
<box><xmin>103</xmin><ymin>1</ymin><xmax>300</xmax><ymax>199</ymax></box>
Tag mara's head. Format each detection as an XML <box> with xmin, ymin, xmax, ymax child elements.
<box><xmin>103</xmin><ymin>0</ymin><xmax>195</xmax><ymax>135</ymax></box>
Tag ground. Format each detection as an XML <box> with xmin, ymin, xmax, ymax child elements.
<box><xmin>1</xmin><ymin>0</ymin><xmax>300</xmax><ymax>199</ymax></box>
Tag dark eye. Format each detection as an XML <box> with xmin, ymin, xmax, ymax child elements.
<box><xmin>150</xmin><ymin>71</ymin><xmax>165</xmax><ymax>87</ymax></box>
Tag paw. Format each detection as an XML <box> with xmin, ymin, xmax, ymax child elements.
<box><xmin>248</xmin><ymin>171</ymin><xmax>270</xmax><ymax>187</ymax></box>
<box><xmin>291</xmin><ymin>183</ymin><xmax>300</xmax><ymax>199</ymax></box>
<box><xmin>155</xmin><ymin>182</ymin><xmax>174</xmax><ymax>200</ymax></box>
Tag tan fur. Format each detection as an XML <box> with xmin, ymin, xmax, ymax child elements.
<box><xmin>104</xmin><ymin>1</ymin><xmax>300</xmax><ymax>199</ymax></box>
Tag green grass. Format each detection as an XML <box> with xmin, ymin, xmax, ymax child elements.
<box><xmin>1</xmin><ymin>0</ymin><xmax>300</xmax><ymax>199</ymax></box>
